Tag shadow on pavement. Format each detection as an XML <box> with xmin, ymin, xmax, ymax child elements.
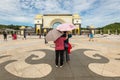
<box><xmin>0</xmin><ymin>49</ymin><xmax>120</xmax><ymax>80</ymax></box>
<box><xmin>0</xmin><ymin>55</ymin><xmax>11</xmax><ymax>59</ymax></box>
<box><xmin>115</xmin><ymin>53</ymin><xmax>120</xmax><ymax>60</ymax></box>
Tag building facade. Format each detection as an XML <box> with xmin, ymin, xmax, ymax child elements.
<box><xmin>34</xmin><ymin>14</ymin><xmax>81</xmax><ymax>35</ymax></box>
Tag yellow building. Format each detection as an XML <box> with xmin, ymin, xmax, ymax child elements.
<box><xmin>19</xmin><ymin>26</ymin><xmax>25</xmax><ymax>35</ymax></box>
<box><xmin>34</xmin><ymin>14</ymin><xmax>81</xmax><ymax>35</ymax></box>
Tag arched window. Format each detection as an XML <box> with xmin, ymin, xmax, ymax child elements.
<box><xmin>52</xmin><ymin>22</ymin><xmax>61</xmax><ymax>28</ymax></box>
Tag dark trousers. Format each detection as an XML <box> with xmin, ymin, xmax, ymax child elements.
<box><xmin>44</xmin><ymin>38</ymin><xmax>48</xmax><ymax>44</ymax></box>
<box><xmin>64</xmin><ymin>48</ymin><xmax>70</xmax><ymax>62</ymax></box>
<box><xmin>55</xmin><ymin>50</ymin><xmax>64</xmax><ymax>66</ymax></box>
<box><xmin>4</xmin><ymin>35</ymin><xmax>7</xmax><ymax>40</ymax></box>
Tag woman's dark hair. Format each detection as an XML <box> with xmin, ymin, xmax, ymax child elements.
<box><xmin>64</xmin><ymin>31</ymin><xmax>67</xmax><ymax>33</ymax></box>
<box><xmin>61</xmin><ymin>33</ymin><xmax>66</xmax><ymax>37</ymax></box>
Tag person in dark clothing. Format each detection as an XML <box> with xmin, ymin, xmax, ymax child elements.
<box><xmin>23</xmin><ymin>29</ymin><xmax>26</xmax><ymax>40</ymax></box>
<box><xmin>64</xmin><ymin>32</ymin><xmax>72</xmax><ymax>62</ymax></box>
<box><xmin>44</xmin><ymin>33</ymin><xmax>48</xmax><ymax>44</ymax></box>
<box><xmin>3</xmin><ymin>31</ymin><xmax>7</xmax><ymax>41</ymax></box>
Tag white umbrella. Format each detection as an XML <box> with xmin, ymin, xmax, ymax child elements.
<box><xmin>45</xmin><ymin>29</ymin><xmax>63</xmax><ymax>42</ymax></box>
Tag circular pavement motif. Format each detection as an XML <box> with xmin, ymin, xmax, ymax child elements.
<box><xmin>5</xmin><ymin>51</ymin><xmax>52</xmax><ymax>78</ymax></box>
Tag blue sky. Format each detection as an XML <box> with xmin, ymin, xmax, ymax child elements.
<box><xmin>0</xmin><ymin>0</ymin><xmax>120</xmax><ymax>28</ymax></box>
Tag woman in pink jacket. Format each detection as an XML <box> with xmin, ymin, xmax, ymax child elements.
<box><xmin>54</xmin><ymin>34</ymin><xmax>66</xmax><ymax>67</ymax></box>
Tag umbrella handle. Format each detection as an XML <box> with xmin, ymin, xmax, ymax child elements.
<box><xmin>57</xmin><ymin>30</ymin><xmax>63</xmax><ymax>33</ymax></box>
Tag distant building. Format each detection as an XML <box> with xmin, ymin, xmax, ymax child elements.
<box><xmin>0</xmin><ymin>28</ymin><xmax>17</xmax><ymax>34</ymax></box>
<box><xmin>19</xmin><ymin>26</ymin><xmax>35</xmax><ymax>35</ymax></box>
<box><xmin>34</xmin><ymin>14</ymin><xmax>81</xmax><ymax>35</ymax></box>
<box><xmin>19</xmin><ymin>26</ymin><xmax>25</xmax><ymax>35</ymax></box>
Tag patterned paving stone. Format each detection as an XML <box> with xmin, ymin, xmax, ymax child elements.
<box><xmin>0</xmin><ymin>35</ymin><xmax>120</xmax><ymax>80</ymax></box>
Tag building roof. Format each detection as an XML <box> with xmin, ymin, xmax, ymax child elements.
<box><xmin>44</xmin><ymin>14</ymin><xmax>72</xmax><ymax>16</ymax></box>
<box><xmin>35</xmin><ymin>14</ymin><xmax>43</xmax><ymax>19</ymax></box>
<box><xmin>90</xmin><ymin>25</ymin><xmax>95</xmax><ymax>28</ymax></box>
<box><xmin>73</xmin><ymin>14</ymin><xmax>80</xmax><ymax>18</ymax></box>
<box><xmin>35</xmin><ymin>14</ymin><xmax>81</xmax><ymax>19</ymax></box>
<box><xmin>20</xmin><ymin>26</ymin><xmax>25</xmax><ymax>29</ymax></box>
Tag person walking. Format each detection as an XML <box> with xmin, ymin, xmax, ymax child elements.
<box><xmin>13</xmin><ymin>32</ymin><xmax>17</xmax><ymax>40</ymax></box>
<box><xmin>89</xmin><ymin>31</ymin><xmax>94</xmax><ymax>41</ymax></box>
<box><xmin>39</xmin><ymin>33</ymin><xmax>41</xmax><ymax>39</ymax></box>
<box><xmin>44</xmin><ymin>33</ymin><xmax>48</xmax><ymax>44</ymax></box>
<box><xmin>3</xmin><ymin>31</ymin><xmax>7</xmax><ymax>41</ymax></box>
<box><xmin>23</xmin><ymin>29</ymin><xmax>26</xmax><ymax>40</ymax></box>
<box><xmin>54</xmin><ymin>33</ymin><xmax>66</xmax><ymax>67</ymax></box>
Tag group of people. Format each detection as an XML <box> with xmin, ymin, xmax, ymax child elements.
<box><xmin>54</xmin><ymin>31</ymin><xmax>72</xmax><ymax>68</ymax></box>
<box><xmin>54</xmin><ymin>31</ymin><xmax>94</xmax><ymax>67</ymax></box>
<box><xmin>2</xmin><ymin>31</ymin><xmax>18</xmax><ymax>41</ymax></box>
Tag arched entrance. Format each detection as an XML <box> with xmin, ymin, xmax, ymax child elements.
<box><xmin>52</xmin><ymin>22</ymin><xmax>61</xmax><ymax>28</ymax></box>
<box><xmin>49</xmin><ymin>19</ymin><xmax>65</xmax><ymax>30</ymax></box>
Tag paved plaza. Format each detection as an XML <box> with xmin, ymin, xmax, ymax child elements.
<box><xmin>0</xmin><ymin>35</ymin><xmax>120</xmax><ymax>80</ymax></box>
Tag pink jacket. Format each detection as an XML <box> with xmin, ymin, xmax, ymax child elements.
<box><xmin>54</xmin><ymin>37</ymin><xmax>66</xmax><ymax>50</ymax></box>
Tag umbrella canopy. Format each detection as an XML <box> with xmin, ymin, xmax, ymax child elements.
<box><xmin>45</xmin><ymin>29</ymin><xmax>63</xmax><ymax>42</ymax></box>
<box><xmin>56</xmin><ymin>23</ymin><xmax>76</xmax><ymax>31</ymax></box>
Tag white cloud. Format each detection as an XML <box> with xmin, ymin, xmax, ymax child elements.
<box><xmin>0</xmin><ymin>0</ymin><xmax>35</xmax><ymax>25</ymax></box>
<box><xmin>80</xmin><ymin>0</ymin><xmax>120</xmax><ymax>27</ymax></box>
<box><xmin>73</xmin><ymin>0</ymin><xmax>96</xmax><ymax>12</ymax></box>
<box><xmin>0</xmin><ymin>0</ymin><xmax>120</xmax><ymax>27</ymax></box>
